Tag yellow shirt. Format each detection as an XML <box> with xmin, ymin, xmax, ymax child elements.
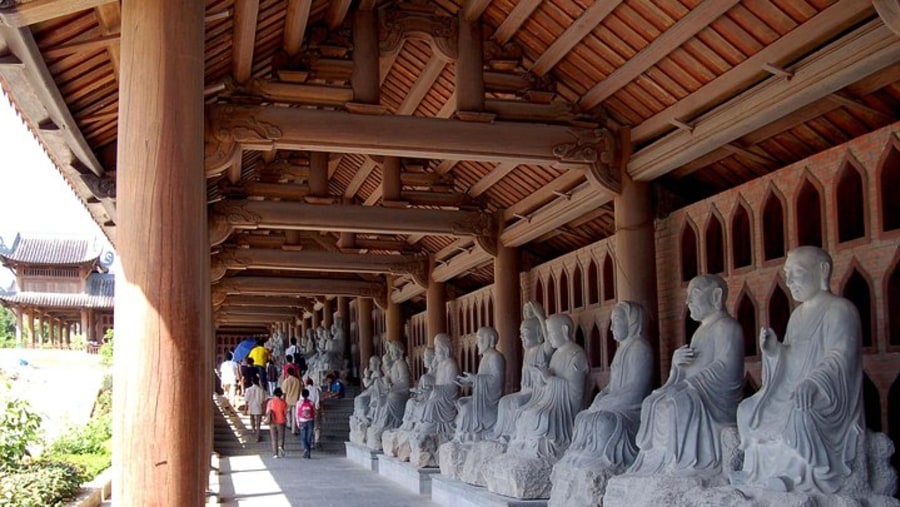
<box><xmin>248</xmin><ymin>345</ymin><xmax>269</xmax><ymax>368</ymax></box>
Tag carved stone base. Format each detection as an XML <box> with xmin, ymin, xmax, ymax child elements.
<box><xmin>439</xmin><ymin>440</ymin><xmax>469</xmax><ymax>481</ymax></box>
<box><xmin>431</xmin><ymin>475</ymin><xmax>549</xmax><ymax>507</ymax></box>
<box><xmin>548</xmin><ymin>456</ymin><xmax>625</xmax><ymax>507</ymax></box>
<box><xmin>461</xmin><ymin>440</ymin><xmax>507</xmax><ymax>487</ymax></box>
<box><xmin>366</xmin><ymin>424</ymin><xmax>393</xmax><ymax>451</ymax></box>
<box><xmin>604</xmin><ymin>473</ymin><xmax>726</xmax><ymax>507</ymax></box>
<box><xmin>485</xmin><ymin>451</ymin><xmax>557</xmax><ymax>499</ymax></box>
<box><xmin>348</xmin><ymin>416</ymin><xmax>369</xmax><ymax>446</ymax></box>
<box><xmin>344</xmin><ymin>441</ymin><xmax>380</xmax><ymax>472</ymax></box>
<box><xmin>382</xmin><ymin>428</ymin><xmax>413</xmax><ymax>461</ymax></box>
<box><xmin>681</xmin><ymin>485</ymin><xmax>900</xmax><ymax>507</ymax></box>
<box><xmin>377</xmin><ymin>454</ymin><xmax>441</xmax><ymax>495</ymax></box>
<box><xmin>410</xmin><ymin>431</ymin><xmax>451</xmax><ymax>469</ymax></box>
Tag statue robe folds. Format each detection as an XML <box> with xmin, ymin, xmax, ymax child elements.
<box><xmin>420</xmin><ymin>383</ymin><xmax>459</xmax><ymax>435</ymax></box>
<box><xmin>630</xmin><ymin>314</ymin><xmax>743</xmax><ymax>475</ymax></box>
<box><xmin>455</xmin><ymin>350</ymin><xmax>506</xmax><ymax>440</ymax></box>
<box><xmin>737</xmin><ymin>294</ymin><xmax>863</xmax><ymax>494</ymax></box>
<box><xmin>493</xmin><ymin>346</ymin><xmax>551</xmax><ymax>441</ymax></box>
<box><xmin>567</xmin><ymin>336</ymin><xmax>653</xmax><ymax>467</ymax></box>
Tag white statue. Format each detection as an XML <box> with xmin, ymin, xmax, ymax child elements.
<box><xmin>366</xmin><ymin>340</ymin><xmax>410</xmax><ymax>450</ymax></box>
<box><xmin>349</xmin><ymin>355</ymin><xmax>382</xmax><ymax>445</ymax></box>
<box><xmin>628</xmin><ymin>274</ymin><xmax>744</xmax><ymax>476</ymax></box>
<box><xmin>302</xmin><ymin>327</ymin><xmax>315</xmax><ymax>356</ymax></box>
<box><xmin>330</xmin><ymin>314</ymin><xmax>347</xmax><ymax>366</ymax></box>
<box><xmin>549</xmin><ymin>301</ymin><xmax>654</xmax><ymax>507</ymax></box>
<box><xmin>732</xmin><ymin>246</ymin><xmax>870</xmax><ymax>494</ymax></box>
<box><xmin>492</xmin><ymin>301</ymin><xmax>552</xmax><ymax>442</ymax></box>
<box><xmin>453</xmin><ymin>326</ymin><xmax>507</xmax><ymax>442</ymax></box>
<box><xmin>409</xmin><ymin>333</ymin><xmax>459</xmax><ymax>467</ymax></box>
<box><xmin>381</xmin><ymin>347</ymin><xmax>436</xmax><ymax>461</ymax></box>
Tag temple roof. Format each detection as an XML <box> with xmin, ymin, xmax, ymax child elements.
<box><xmin>0</xmin><ymin>235</ymin><xmax>102</xmax><ymax>266</ymax></box>
<box><xmin>0</xmin><ymin>273</ymin><xmax>114</xmax><ymax>309</ymax></box>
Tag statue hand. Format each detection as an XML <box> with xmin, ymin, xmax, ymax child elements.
<box><xmin>793</xmin><ymin>380</ymin><xmax>817</xmax><ymax>410</ymax></box>
<box><xmin>458</xmin><ymin>372</ymin><xmax>475</xmax><ymax>385</ymax></box>
<box><xmin>673</xmin><ymin>346</ymin><xmax>695</xmax><ymax>366</ymax></box>
<box><xmin>759</xmin><ymin>327</ymin><xmax>778</xmax><ymax>355</ymax></box>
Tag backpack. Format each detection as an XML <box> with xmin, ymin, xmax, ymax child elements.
<box><xmin>298</xmin><ymin>400</ymin><xmax>315</xmax><ymax>420</ymax></box>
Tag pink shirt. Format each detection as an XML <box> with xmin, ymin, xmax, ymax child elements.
<box><xmin>266</xmin><ymin>397</ymin><xmax>288</xmax><ymax>425</ymax></box>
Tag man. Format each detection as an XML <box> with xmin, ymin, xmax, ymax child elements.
<box><xmin>324</xmin><ymin>373</ymin><xmax>345</xmax><ymax>399</ymax></box>
<box><xmin>296</xmin><ymin>388</ymin><xmax>316</xmax><ymax>459</ymax></box>
<box><xmin>734</xmin><ymin>247</ymin><xmax>864</xmax><ymax>494</ymax></box>
<box><xmin>285</xmin><ymin>337</ymin><xmax>300</xmax><ymax>359</ymax></box>
<box><xmin>305</xmin><ymin>377</ymin><xmax>322</xmax><ymax>449</ymax></box>
<box><xmin>218</xmin><ymin>352</ymin><xmax>239</xmax><ymax>407</ymax></box>
<box><xmin>282</xmin><ymin>367</ymin><xmax>302</xmax><ymax>435</ymax></box>
<box><xmin>249</xmin><ymin>339</ymin><xmax>270</xmax><ymax>390</ymax></box>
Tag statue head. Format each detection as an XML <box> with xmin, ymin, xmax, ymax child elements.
<box><xmin>785</xmin><ymin>246</ymin><xmax>832</xmax><ymax>302</ymax></box>
<box><xmin>368</xmin><ymin>355</ymin><xmax>381</xmax><ymax>371</ymax></box>
<box><xmin>434</xmin><ymin>333</ymin><xmax>452</xmax><ymax>359</ymax></box>
<box><xmin>546</xmin><ymin>313</ymin><xmax>575</xmax><ymax>348</ymax></box>
<box><xmin>476</xmin><ymin>326</ymin><xmax>498</xmax><ymax>355</ymax></box>
<box><xmin>611</xmin><ymin>300</ymin><xmax>646</xmax><ymax>342</ymax></box>
<box><xmin>423</xmin><ymin>347</ymin><xmax>436</xmax><ymax>371</ymax></box>
<box><xmin>520</xmin><ymin>313</ymin><xmax>544</xmax><ymax>348</ymax></box>
<box><xmin>687</xmin><ymin>274</ymin><xmax>727</xmax><ymax>322</ymax></box>
<box><xmin>387</xmin><ymin>340</ymin><xmax>405</xmax><ymax>361</ymax></box>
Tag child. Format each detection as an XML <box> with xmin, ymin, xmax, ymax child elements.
<box><xmin>244</xmin><ymin>380</ymin><xmax>266</xmax><ymax>443</ymax></box>
<box><xmin>266</xmin><ymin>387</ymin><xmax>288</xmax><ymax>458</ymax></box>
<box><xmin>296</xmin><ymin>388</ymin><xmax>316</xmax><ymax>459</ymax></box>
<box><xmin>266</xmin><ymin>359</ymin><xmax>279</xmax><ymax>396</ymax></box>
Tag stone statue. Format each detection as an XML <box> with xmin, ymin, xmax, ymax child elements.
<box><xmin>366</xmin><ymin>340</ymin><xmax>410</xmax><ymax>450</ymax></box>
<box><xmin>628</xmin><ymin>274</ymin><xmax>744</xmax><ymax>477</ymax></box>
<box><xmin>409</xmin><ymin>333</ymin><xmax>459</xmax><ymax>467</ymax></box>
<box><xmin>349</xmin><ymin>355</ymin><xmax>382</xmax><ymax>445</ymax></box>
<box><xmin>492</xmin><ymin>300</ymin><xmax>552</xmax><ymax>442</ymax></box>
<box><xmin>330</xmin><ymin>314</ymin><xmax>347</xmax><ymax>365</ymax></box>
<box><xmin>382</xmin><ymin>347</ymin><xmax>436</xmax><ymax>461</ymax></box>
<box><xmin>549</xmin><ymin>301</ymin><xmax>654</xmax><ymax>507</ymax></box>
<box><xmin>731</xmin><ymin>246</ymin><xmax>882</xmax><ymax>496</ymax></box>
<box><xmin>302</xmin><ymin>327</ymin><xmax>315</xmax><ymax>357</ymax></box>
<box><xmin>484</xmin><ymin>313</ymin><xmax>589</xmax><ymax>499</ymax></box>
<box><xmin>453</xmin><ymin>326</ymin><xmax>507</xmax><ymax>442</ymax></box>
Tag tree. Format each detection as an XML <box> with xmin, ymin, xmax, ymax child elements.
<box><xmin>0</xmin><ymin>307</ymin><xmax>15</xmax><ymax>348</ymax></box>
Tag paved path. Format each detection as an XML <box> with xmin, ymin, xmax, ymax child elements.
<box><xmin>213</xmin><ymin>396</ymin><xmax>438</xmax><ymax>507</ymax></box>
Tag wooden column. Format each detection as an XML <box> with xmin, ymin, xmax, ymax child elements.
<box><xmin>338</xmin><ymin>296</ymin><xmax>351</xmax><ymax>362</ymax></box>
<box><xmin>386</xmin><ymin>277</ymin><xmax>403</xmax><ymax>342</ymax></box>
<box><xmin>426</xmin><ymin>259</ymin><xmax>446</xmax><ymax>346</ymax></box>
<box><xmin>456</xmin><ymin>16</ymin><xmax>484</xmax><ymax>113</ymax></box>
<box><xmin>494</xmin><ymin>240</ymin><xmax>521</xmax><ymax>393</ymax></box>
<box><xmin>308</xmin><ymin>151</ymin><xmax>329</xmax><ymax>199</ymax></box>
<box><xmin>614</xmin><ymin>171</ymin><xmax>659</xmax><ymax>377</ymax></box>
<box><xmin>301</xmin><ymin>315</ymin><xmax>310</xmax><ymax>337</ymax></box>
<box><xmin>312</xmin><ymin>309</ymin><xmax>321</xmax><ymax>330</ymax></box>
<box><xmin>14</xmin><ymin>307</ymin><xmax>22</xmax><ymax>346</ymax></box>
<box><xmin>114</xmin><ymin>1</ymin><xmax>209</xmax><ymax>504</ymax></box>
<box><xmin>27</xmin><ymin>309</ymin><xmax>35</xmax><ymax>347</ymax></box>
<box><xmin>323</xmin><ymin>298</ymin><xmax>333</xmax><ymax>329</ymax></box>
<box><xmin>351</xmin><ymin>7</ymin><xmax>379</xmax><ymax>104</ymax></box>
<box><xmin>357</xmin><ymin>297</ymin><xmax>374</xmax><ymax>370</ymax></box>
<box><xmin>382</xmin><ymin>156</ymin><xmax>401</xmax><ymax>203</ymax></box>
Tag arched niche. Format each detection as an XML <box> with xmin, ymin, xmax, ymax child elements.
<box><xmin>762</xmin><ymin>188</ymin><xmax>786</xmax><ymax>261</ymax></box>
<box><xmin>879</xmin><ymin>141</ymin><xmax>900</xmax><ymax>232</ymax></box>
<box><xmin>796</xmin><ymin>176</ymin><xmax>824</xmax><ymax>248</ymax></box>
<box><xmin>841</xmin><ymin>266</ymin><xmax>874</xmax><ymax>348</ymax></box>
<box><xmin>547</xmin><ymin>274</ymin><xmax>557</xmax><ymax>315</ymax></box>
<box><xmin>587</xmin><ymin>260</ymin><xmax>599</xmax><ymax>305</ymax></box>
<box><xmin>573</xmin><ymin>265</ymin><xmax>583</xmax><ymax>309</ymax></box>
<box><xmin>589</xmin><ymin>323</ymin><xmax>602</xmax><ymax>368</ymax></box>
<box><xmin>605</xmin><ymin>325</ymin><xmax>617</xmax><ymax>368</ymax></box>
<box><xmin>705</xmin><ymin>212</ymin><xmax>725</xmax><ymax>274</ymax></box>
<box><xmin>889</xmin><ymin>374</ymin><xmax>900</xmax><ymax>470</ymax></box>
<box><xmin>731</xmin><ymin>200</ymin><xmax>753</xmax><ymax>269</ymax></box>
<box><xmin>560</xmin><ymin>270</ymin><xmax>570</xmax><ymax>312</ymax></box>
<box><xmin>836</xmin><ymin>158</ymin><xmax>867</xmax><ymax>243</ymax></box>
<box><xmin>768</xmin><ymin>282</ymin><xmax>791</xmax><ymax>343</ymax></box>
<box><xmin>684</xmin><ymin>306</ymin><xmax>699</xmax><ymax>346</ymax></box>
<box><xmin>863</xmin><ymin>373</ymin><xmax>882</xmax><ymax>432</ymax></box>
<box><xmin>603</xmin><ymin>253</ymin><xmax>615</xmax><ymax>301</ymax></box>
<box><xmin>469</xmin><ymin>304</ymin><xmax>476</xmax><ymax>334</ymax></box>
<box><xmin>487</xmin><ymin>298</ymin><xmax>494</xmax><ymax>327</ymax></box>
<box><xmin>889</xmin><ymin>257</ymin><xmax>900</xmax><ymax>347</ymax></box>
<box><xmin>736</xmin><ymin>289</ymin><xmax>758</xmax><ymax>357</ymax></box>
<box><xmin>575</xmin><ymin>326</ymin><xmax>585</xmax><ymax>350</ymax></box>
<box><xmin>681</xmin><ymin>220</ymin><xmax>699</xmax><ymax>282</ymax></box>
<box><xmin>535</xmin><ymin>278</ymin><xmax>544</xmax><ymax>313</ymax></box>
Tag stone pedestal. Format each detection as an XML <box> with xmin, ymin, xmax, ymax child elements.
<box><xmin>439</xmin><ymin>440</ymin><xmax>468</xmax><ymax>480</ymax></box>
<box><xmin>348</xmin><ymin>417</ymin><xmax>369</xmax><ymax>446</ymax></box>
<box><xmin>345</xmin><ymin>441</ymin><xmax>380</xmax><ymax>472</ymax></box>
<box><xmin>382</xmin><ymin>428</ymin><xmax>412</xmax><ymax>461</ymax></box>
<box><xmin>548</xmin><ymin>458</ymin><xmax>624</xmax><ymax>507</ymax></box>
<box><xmin>377</xmin><ymin>454</ymin><xmax>441</xmax><ymax>495</ymax></box>
<box><xmin>432</xmin><ymin>475</ymin><xmax>548</xmax><ymax>507</ymax></box>
<box><xmin>485</xmin><ymin>451</ymin><xmax>556</xmax><ymax>500</ymax></box>
<box><xmin>461</xmin><ymin>440</ymin><xmax>507</xmax><ymax>486</ymax></box>
<box><xmin>604</xmin><ymin>473</ymin><xmax>724</xmax><ymax>507</ymax></box>
<box><xmin>366</xmin><ymin>425</ymin><xmax>388</xmax><ymax>451</ymax></box>
<box><xmin>410</xmin><ymin>431</ymin><xmax>450</xmax><ymax>469</ymax></box>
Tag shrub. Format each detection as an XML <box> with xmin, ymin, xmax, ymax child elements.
<box><xmin>98</xmin><ymin>330</ymin><xmax>113</xmax><ymax>366</ymax></box>
<box><xmin>47</xmin><ymin>413</ymin><xmax>111</xmax><ymax>456</ymax></box>
<box><xmin>0</xmin><ymin>397</ymin><xmax>41</xmax><ymax>471</ymax></box>
<box><xmin>0</xmin><ymin>460</ymin><xmax>85</xmax><ymax>507</ymax></box>
<box><xmin>69</xmin><ymin>333</ymin><xmax>87</xmax><ymax>351</ymax></box>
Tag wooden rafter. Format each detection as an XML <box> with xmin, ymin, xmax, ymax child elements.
<box><xmin>0</xmin><ymin>0</ymin><xmax>115</xmax><ymax>27</ymax></box>
<box><xmin>325</xmin><ymin>0</ymin><xmax>352</xmax><ymax>29</ymax></box>
<box><xmin>493</xmin><ymin>0</ymin><xmax>542</xmax><ymax>44</ymax></box>
<box><xmin>232</xmin><ymin>0</ymin><xmax>259</xmax><ymax>84</ymax></box>
<box><xmin>218</xmin><ymin>276</ymin><xmax>384</xmax><ymax>299</ymax></box>
<box><xmin>530</xmin><ymin>1</ymin><xmax>623</xmax><ymax>76</ymax></box>
<box><xmin>461</xmin><ymin>0</ymin><xmax>492</xmax><ymax>21</ymax></box>
<box><xmin>283</xmin><ymin>0</ymin><xmax>311</xmax><ymax>57</ymax></box>
<box><xmin>94</xmin><ymin>3</ymin><xmax>120</xmax><ymax>79</ymax></box>
<box><xmin>215</xmin><ymin>248</ymin><xmax>428</xmax><ymax>282</ymax></box>
<box><xmin>467</xmin><ymin>162</ymin><xmax>517</xmax><ymax>197</ymax></box>
<box><xmin>874</xmin><ymin>0</ymin><xmax>900</xmax><ymax>37</ymax></box>
<box><xmin>344</xmin><ymin>157</ymin><xmax>377</xmax><ymax>198</ymax></box>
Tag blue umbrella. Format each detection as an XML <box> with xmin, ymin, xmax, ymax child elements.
<box><xmin>232</xmin><ymin>338</ymin><xmax>258</xmax><ymax>362</ymax></box>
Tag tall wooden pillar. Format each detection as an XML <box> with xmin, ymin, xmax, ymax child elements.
<box><xmin>614</xmin><ymin>171</ymin><xmax>659</xmax><ymax>376</ymax></box>
<box><xmin>301</xmin><ymin>315</ymin><xmax>310</xmax><ymax>338</ymax></box>
<box><xmin>382</xmin><ymin>156</ymin><xmax>402</xmax><ymax>204</ymax></box>
<box><xmin>338</xmin><ymin>296</ymin><xmax>351</xmax><ymax>346</ymax></box>
<box><xmin>494</xmin><ymin>240</ymin><xmax>521</xmax><ymax>393</ymax></box>
<box><xmin>14</xmin><ymin>307</ymin><xmax>22</xmax><ymax>346</ymax></box>
<box><xmin>426</xmin><ymin>258</ymin><xmax>446</xmax><ymax>346</ymax></box>
<box><xmin>312</xmin><ymin>309</ymin><xmax>321</xmax><ymax>330</ymax></box>
<box><xmin>352</xmin><ymin>7</ymin><xmax>379</xmax><ymax>104</ymax></box>
<box><xmin>456</xmin><ymin>16</ymin><xmax>484</xmax><ymax>113</ymax></box>
<box><xmin>114</xmin><ymin>1</ymin><xmax>209</xmax><ymax>504</ymax></box>
<box><xmin>386</xmin><ymin>277</ymin><xmax>403</xmax><ymax>343</ymax></box>
<box><xmin>357</xmin><ymin>297</ymin><xmax>374</xmax><ymax>370</ymax></box>
<box><xmin>27</xmin><ymin>309</ymin><xmax>34</xmax><ymax>347</ymax></box>
<box><xmin>323</xmin><ymin>298</ymin><xmax>333</xmax><ymax>329</ymax></box>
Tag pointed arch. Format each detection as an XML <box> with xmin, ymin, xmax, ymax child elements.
<box><xmin>736</xmin><ymin>288</ymin><xmax>758</xmax><ymax>357</ymax></box>
<box><xmin>796</xmin><ymin>175</ymin><xmax>824</xmax><ymax>248</ymax></box>
<box><xmin>705</xmin><ymin>210</ymin><xmax>725</xmax><ymax>274</ymax></box>
<box><xmin>469</xmin><ymin>304</ymin><xmax>477</xmax><ymax>334</ymax></box>
<box><xmin>731</xmin><ymin>199</ymin><xmax>753</xmax><ymax>269</ymax></box>
<box><xmin>862</xmin><ymin>373</ymin><xmax>882</xmax><ymax>432</ymax></box>
<box><xmin>547</xmin><ymin>274</ymin><xmax>557</xmax><ymax>315</ymax></box>
<box><xmin>587</xmin><ymin>260</ymin><xmax>599</xmax><ymax>305</ymax></box>
<box><xmin>878</xmin><ymin>139</ymin><xmax>900</xmax><ymax>232</ymax></box>
<box><xmin>889</xmin><ymin>374</ymin><xmax>900</xmax><ymax>470</ymax></box>
<box><xmin>602</xmin><ymin>253</ymin><xmax>615</xmax><ymax>301</ymax></box>
<box><xmin>835</xmin><ymin>156</ymin><xmax>867</xmax><ymax>243</ymax></box>
<box><xmin>560</xmin><ymin>270</ymin><xmax>570</xmax><ymax>312</ymax></box>
<box><xmin>762</xmin><ymin>187</ymin><xmax>787</xmax><ymax>261</ymax></box>
<box><xmin>487</xmin><ymin>297</ymin><xmax>494</xmax><ymax>327</ymax></box>
<box><xmin>575</xmin><ymin>326</ymin><xmax>585</xmax><ymax>349</ymax></box>
<box><xmin>841</xmin><ymin>264</ymin><xmax>874</xmax><ymax>348</ymax></box>
<box><xmin>681</xmin><ymin>219</ymin><xmax>699</xmax><ymax>282</ymax></box>
<box><xmin>589</xmin><ymin>323</ymin><xmax>602</xmax><ymax>368</ymax></box>
<box><xmin>768</xmin><ymin>280</ymin><xmax>791</xmax><ymax>343</ymax></box>
<box><xmin>684</xmin><ymin>306</ymin><xmax>699</xmax><ymax>346</ymax></box>
<box><xmin>573</xmin><ymin>264</ymin><xmax>584</xmax><ymax>309</ymax></box>
<box><xmin>535</xmin><ymin>278</ymin><xmax>544</xmax><ymax>312</ymax></box>
<box><xmin>605</xmin><ymin>325</ymin><xmax>617</xmax><ymax>367</ymax></box>
<box><xmin>888</xmin><ymin>254</ymin><xmax>900</xmax><ymax>347</ymax></box>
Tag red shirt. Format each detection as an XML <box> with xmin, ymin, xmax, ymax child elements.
<box><xmin>266</xmin><ymin>397</ymin><xmax>288</xmax><ymax>425</ymax></box>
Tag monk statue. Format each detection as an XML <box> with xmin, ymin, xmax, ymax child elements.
<box><xmin>382</xmin><ymin>347</ymin><xmax>436</xmax><ymax>461</ymax></box>
<box><xmin>549</xmin><ymin>301</ymin><xmax>654</xmax><ymax>507</ymax></box>
<box><xmin>349</xmin><ymin>355</ymin><xmax>382</xmax><ymax>445</ymax></box>
<box><xmin>409</xmin><ymin>333</ymin><xmax>459</xmax><ymax>467</ymax></box>
<box><xmin>485</xmin><ymin>313</ymin><xmax>589</xmax><ymax>499</ymax></box>
<box><xmin>733</xmin><ymin>246</ymin><xmax>867</xmax><ymax>494</ymax></box>
<box><xmin>453</xmin><ymin>326</ymin><xmax>507</xmax><ymax>442</ymax></box>
<box><xmin>366</xmin><ymin>340</ymin><xmax>410</xmax><ymax>450</ymax></box>
<box><xmin>492</xmin><ymin>300</ymin><xmax>552</xmax><ymax>443</ymax></box>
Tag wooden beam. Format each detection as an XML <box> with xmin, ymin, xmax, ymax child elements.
<box><xmin>396</xmin><ymin>55</ymin><xmax>446</xmax><ymax>115</ymax></box>
<box><xmin>432</xmin><ymin>244</ymin><xmax>490</xmax><ymax>282</ymax></box>
<box><xmin>827</xmin><ymin>92</ymin><xmax>897</xmax><ymax>121</ymax></box>
<box><xmin>501</xmin><ymin>181</ymin><xmax>612</xmax><ymax>247</ymax></box>
<box><xmin>325</xmin><ymin>0</ymin><xmax>352</xmax><ymax>29</ymax></box>
<box><xmin>217</xmin><ymin>307</ymin><xmax>301</xmax><ymax>318</ymax></box>
<box><xmin>875</xmin><ymin>0</ymin><xmax>900</xmax><ymax>37</ymax></box>
<box><xmin>531</xmin><ymin>1</ymin><xmax>623</xmax><ymax>76</ymax></box>
<box><xmin>631</xmin><ymin>0</ymin><xmax>873</xmax><ymax>144</ymax></box>
<box><xmin>461</xmin><ymin>0</ymin><xmax>492</xmax><ymax>21</ymax></box>
<box><xmin>579</xmin><ymin>0</ymin><xmax>740</xmax><ymax>110</ymax></box>
<box><xmin>467</xmin><ymin>162</ymin><xmax>517</xmax><ymax>197</ymax></box>
<box><xmin>218</xmin><ymin>276</ymin><xmax>384</xmax><ymax>299</ymax></box>
<box><xmin>94</xmin><ymin>2</ymin><xmax>120</xmax><ymax>80</ymax></box>
<box><xmin>222</xmin><ymin>295</ymin><xmax>310</xmax><ymax>308</ymax></box>
<box><xmin>493</xmin><ymin>0</ymin><xmax>542</xmax><ymax>44</ymax></box>
<box><xmin>232</xmin><ymin>0</ymin><xmax>260</xmax><ymax>84</ymax></box>
<box><xmin>629</xmin><ymin>20</ymin><xmax>900</xmax><ymax>181</ymax></box>
<box><xmin>344</xmin><ymin>157</ymin><xmax>377</xmax><ymax>198</ymax></box>
<box><xmin>249</xmin><ymin>80</ymin><xmax>353</xmax><ymax>106</ymax></box>
<box><xmin>42</xmin><ymin>34</ymin><xmax>119</xmax><ymax>59</ymax></box>
<box><xmin>283</xmin><ymin>0</ymin><xmax>312</xmax><ymax>57</ymax></box>
<box><xmin>209</xmin><ymin>199</ymin><xmax>495</xmax><ymax>241</ymax></box>
<box><xmin>0</xmin><ymin>0</ymin><xmax>115</xmax><ymax>27</ymax></box>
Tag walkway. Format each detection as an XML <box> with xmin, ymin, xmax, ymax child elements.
<box><xmin>212</xmin><ymin>395</ymin><xmax>438</xmax><ymax>507</ymax></box>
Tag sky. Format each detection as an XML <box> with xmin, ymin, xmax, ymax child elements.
<box><xmin>0</xmin><ymin>89</ymin><xmax>112</xmax><ymax>286</ymax></box>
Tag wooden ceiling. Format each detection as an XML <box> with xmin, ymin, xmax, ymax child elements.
<box><xmin>1</xmin><ymin>0</ymin><xmax>898</xmax><ymax>331</ymax></box>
